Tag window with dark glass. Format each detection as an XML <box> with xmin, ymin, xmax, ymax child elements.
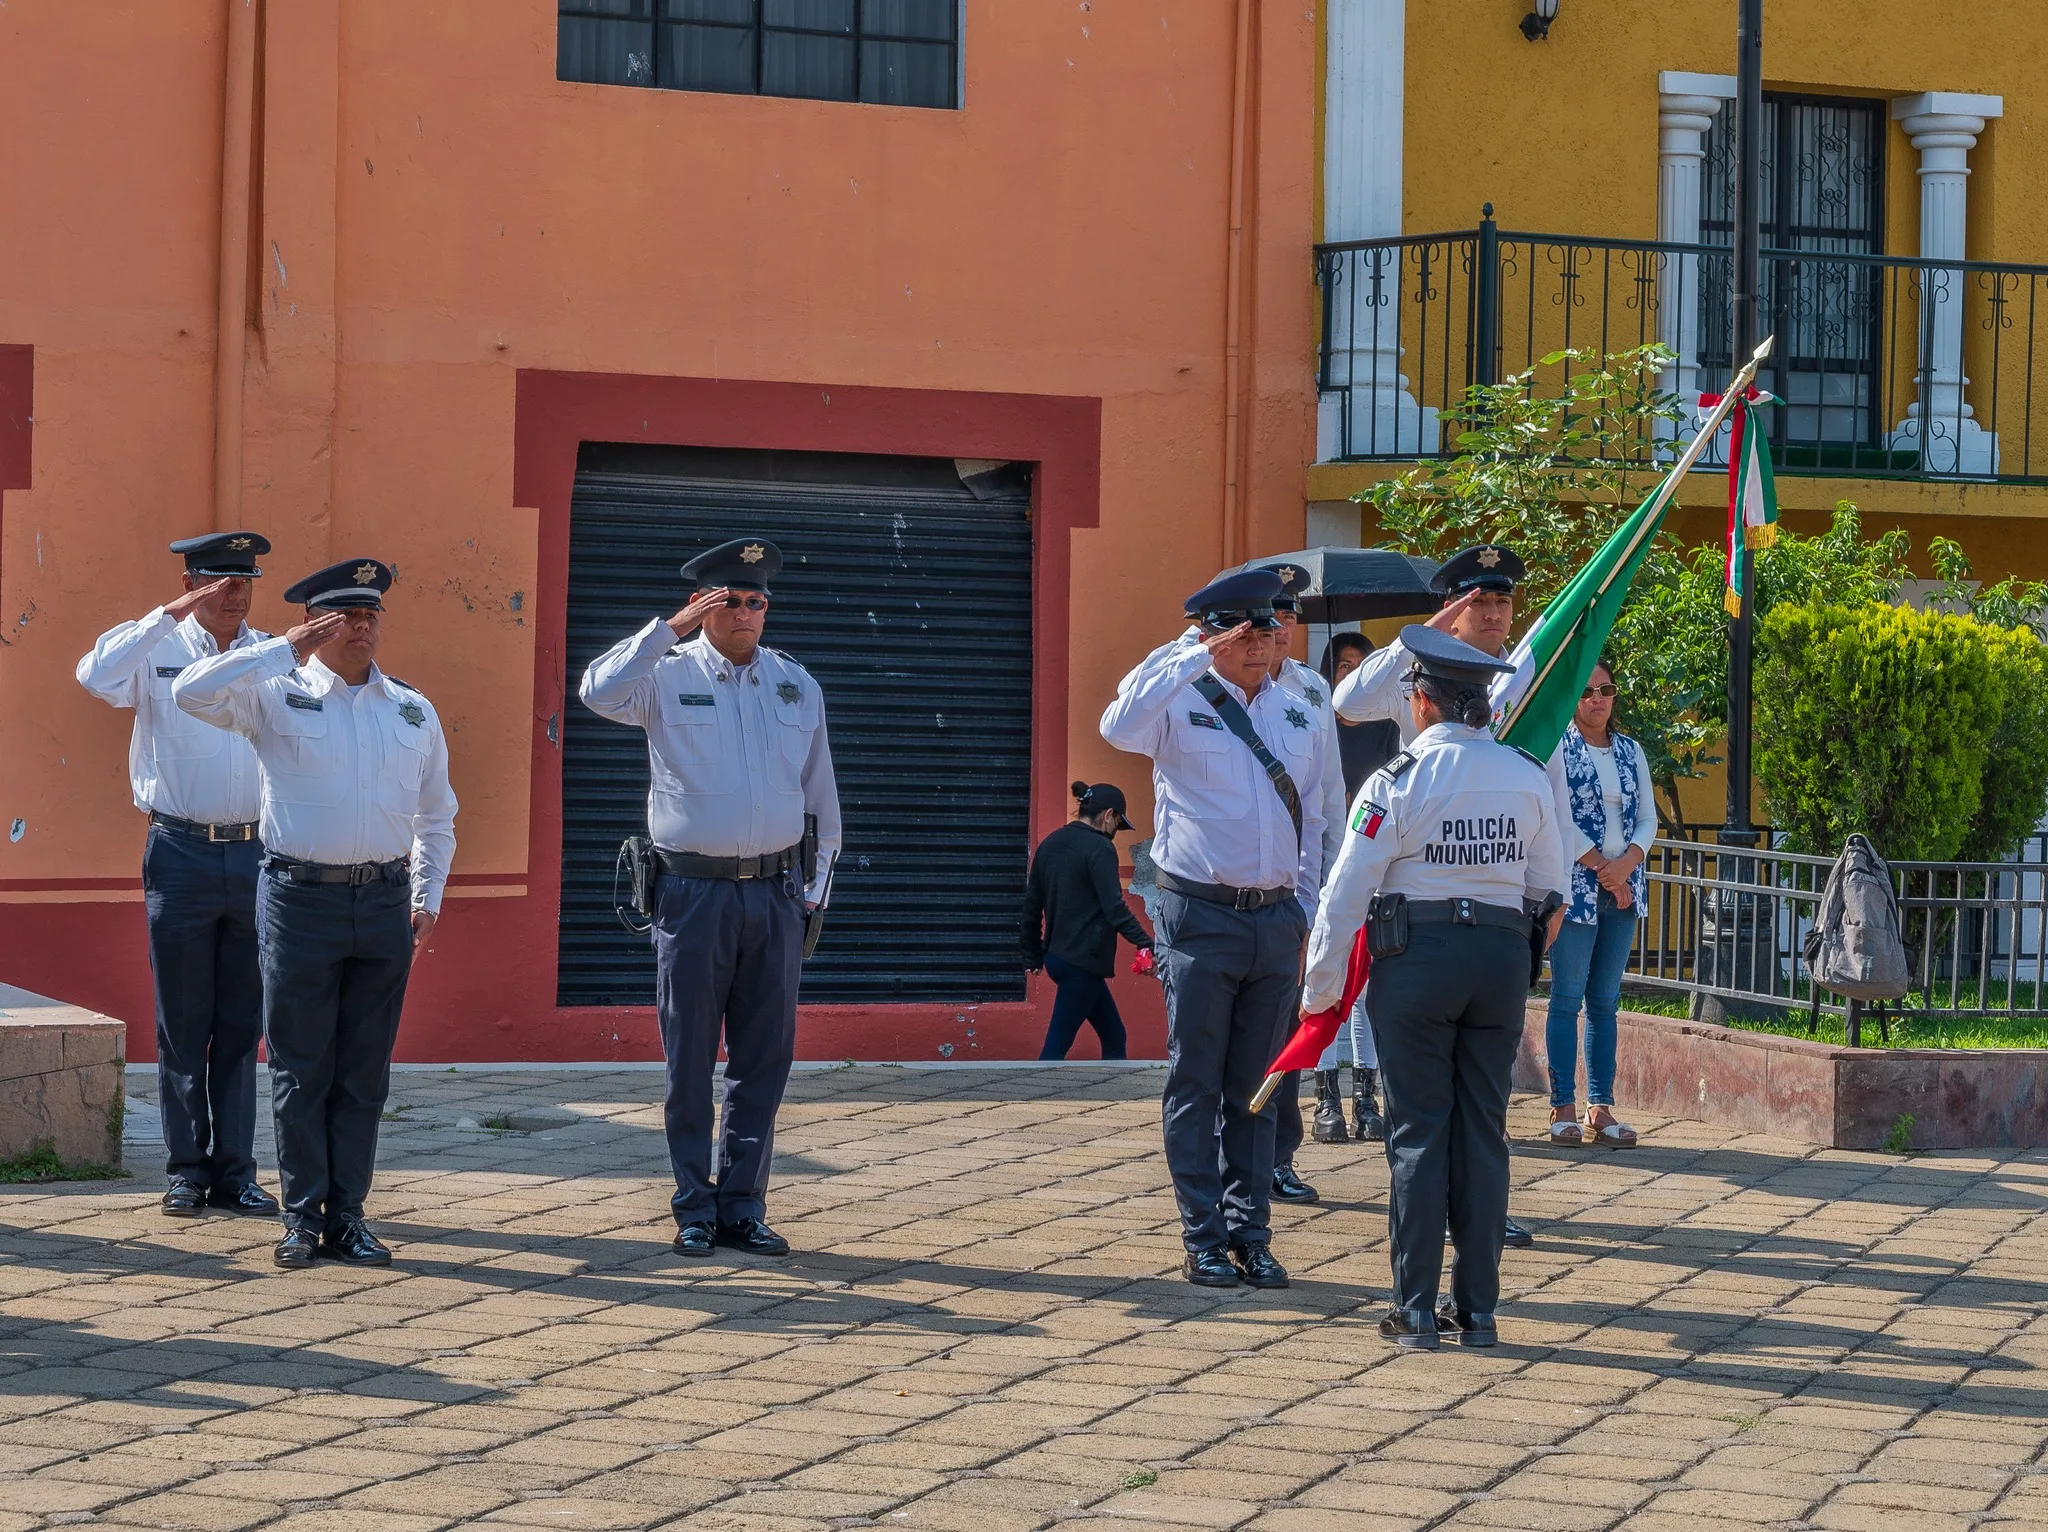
<box><xmin>558</xmin><ymin>0</ymin><xmax>959</xmax><ymax>110</ymax></box>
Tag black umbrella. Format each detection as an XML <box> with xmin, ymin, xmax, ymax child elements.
<box><xmin>1238</xmin><ymin>546</ymin><xmax>1443</xmax><ymax>623</ymax></box>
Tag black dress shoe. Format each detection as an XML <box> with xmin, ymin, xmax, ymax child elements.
<box><xmin>1436</xmin><ymin>1304</ymin><xmax>1498</xmax><ymax>1347</ymax></box>
<box><xmin>1270</xmin><ymin>1164</ymin><xmax>1319</xmax><ymax>1204</ymax></box>
<box><xmin>208</xmin><ymin>1182</ymin><xmax>280</xmax><ymax>1217</ymax></box>
<box><xmin>1503</xmin><ymin>1216</ymin><xmax>1534</xmax><ymax>1249</ymax></box>
<box><xmin>1182</xmin><ymin>1247</ymin><xmax>1240</xmax><ymax>1287</ymax></box>
<box><xmin>672</xmin><ymin>1222</ymin><xmax>715</xmax><ymax>1257</ymax></box>
<box><xmin>161</xmin><ymin>1178</ymin><xmax>206</xmax><ymax>1218</ymax></box>
<box><xmin>713</xmin><ymin>1218</ymin><xmax>790</xmax><ymax>1256</ymax></box>
<box><xmin>1378</xmin><ymin>1308</ymin><xmax>1441</xmax><ymax>1350</ymax></box>
<box><xmin>1230</xmin><ymin>1243</ymin><xmax>1290</xmax><ymax>1289</ymax></box>
<box><xmin>274</xmin><ymin>1227</ymin><xmax>320</xmax><ymax>1268</ymax></box>
<box><xmin>320</xmin><ymin>1216</ymin><xmax>392</xmax><ymax>1266</ymax></box>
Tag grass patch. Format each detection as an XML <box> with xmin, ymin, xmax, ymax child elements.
<box><xmin>1119</xmin><ymin>1470</ymin><xmax>1158</xmax><ymax>1490</ymax></box>
<box><xmin>0</xmin><ymin>1142</ymin><xmax>127</xmax><ymax>1184</ymax></box>
<box><xmin>1534</xmin><ymin>986</ymin><xmax>2048</xmax><ymax>1048</ymax></box>
<box><xmin>1715</xmin><ymin>1412</ymin><xmax>1766</xmax><ymax>1432</ymax></box>
<box><xmin>1881</xmin><ymin>1113</ymin><xmax>1918</xmax><ymax>1155</ymax></box>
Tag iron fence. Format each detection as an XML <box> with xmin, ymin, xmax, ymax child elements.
<box><xmin>1316</xmin><ymin>210</ymin><xmax>2048</xmax><ymax>482</ymax></box>
<box><xmin>1630</xmin><ymin>838</ymin><xmax>2048</xmax><ymax>1043</ymax></box>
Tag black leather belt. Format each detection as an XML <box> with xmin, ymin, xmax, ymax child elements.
<box><xmin>1407</xmin><ymin>897</ymin><xmax>1533</xmax><ymax>938</ymax></box>
<box><xmin>1156</xmin><ymin>870</ymin><xmax>1294</xmax><ymax>911</ymax></box>
<box><xmin>150</xmin><ymin>812</ymin><xmax>257</xmax><ymax>843</ymax></box>
<box><xmin>657</xmin><ymin>844</ymin><xmax>801</xmax><ymax>881</ymax></box>
<box><xmin>264</xmin><ymin>854</ymin><xmax>409</xmax><ymax>887</ymax></box>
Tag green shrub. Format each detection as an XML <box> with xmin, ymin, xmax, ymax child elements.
<box><xmin>1965</xmin><ymin>624</ymin><xmax>2048</xmax><ymax>862</ymax></box>
<box><xmin>1755</xmin><ymin>602</ymin><xmax>2005</xmax><ymax>859</ymax></box>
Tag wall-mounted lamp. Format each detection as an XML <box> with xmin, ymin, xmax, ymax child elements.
<box><xmin>1520</xmin><ymin>0</ymin><xmax>1560</xmax><ymax>41</ymax></box>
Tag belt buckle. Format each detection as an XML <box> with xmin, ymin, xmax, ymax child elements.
<box><xmin>207</xmin><ymin>823</ymin><xmax>239</xmax><ymax>843</ymax></box>
<box><xmin>1235</xmin><ymin>887</ymin><xmax>1257</xmax><ymax>911</ymax></box>
<box><xmin>737</xmin><ymin>857</ymin><xmax>760</xmax><ymax>880</ymax></box>
<box><xmin>350</xmin><ymin>864</ymin><xmax>375</xmax><ymax>886</ymax></box>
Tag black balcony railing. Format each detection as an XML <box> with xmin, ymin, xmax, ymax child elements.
<box><xmin>1316</xmin><ymin>211</ymin><xmax>2048</xmax><ymax>483</ymax></box>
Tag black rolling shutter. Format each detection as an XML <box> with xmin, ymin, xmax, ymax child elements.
<box><xmin>558</xmin><ymin>444</ymin><xmax>1034</xmax><ymax>1008</ymax></box>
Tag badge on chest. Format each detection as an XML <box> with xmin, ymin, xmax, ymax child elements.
<box><xmin>397</xmin><ymin>700</ymin><xmax>425</xmax><ymax>728</ymax></box>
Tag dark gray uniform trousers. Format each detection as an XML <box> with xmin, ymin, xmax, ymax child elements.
<box><xmin>1368</xmin><ymin>924</ymin><xmax>1528</xmax><ymax>1317</ymax></box>
<box><xmin>651</xmin><ymin>872</ymin><xmax>803</xmax><ymax>1228</ymax></box>
<box><xmin>1154</xmin><ymin>887</ymin><xmax>1305</xmax><ymax>1252</ymax></box>
<box><xmin>142</xmin><ymin>823</ymin><xmax>264</xmax><ymax>1189</ymax></box>
<box><xmin>256</xmin><ymin>863</ymin><xmax>414</xmax><ymax>1234</ymax></box>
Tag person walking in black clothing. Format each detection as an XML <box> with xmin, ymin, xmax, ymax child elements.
<box><xmin>1022</xmin><ymin>782</ymin><xmax>1153</xmax><ymax>1060</ymax></box>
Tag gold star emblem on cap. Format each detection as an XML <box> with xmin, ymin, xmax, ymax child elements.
<box><xmin>1478</xmin><ymin>547</ymin><xmax>1502</xmax><ymax>568</ymax></box>
<box><xmin>353</xmin><ymin>562</ymin><xmax>379</xmax><ymax>585</ymax></box>
<box><xmin>740</xmin><ymin>544</ymin><xmax>766</xmax><ymax>564</ymax></box>
<box><xmin>228</xmin><ymin>537</ymin><xmax>252</xmax><ymax>551</ymax></box>
<box><xmin>1277</xmin><ymin>567</ymin><xmax>1296</xmax><ymax>585</ymax></box>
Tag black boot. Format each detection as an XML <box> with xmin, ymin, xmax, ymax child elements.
<box><xmin>1353</xmin><ymin>1068</ymin><xmax>1387</xmax><ymax>1143</ymax></box>
<box><xmin>1311</xmin><ymin>1070</ymin><xmax>1349</xmax><ymax>1143</ymax></box>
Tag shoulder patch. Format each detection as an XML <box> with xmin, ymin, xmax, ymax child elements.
<box><xmin>1507</xmin><ymin>745</ymin><xmax>1543</xmax><ymax>769</ymax></box>
<box><xmin>383</xmin><ymin>675</ymin><xmax>419</xmax><ymax>694</ymax></box>
<box><xmin>1382</xmin><ymin>751</ymin><xmax>1417</xmax><ymax>780</ymax></box>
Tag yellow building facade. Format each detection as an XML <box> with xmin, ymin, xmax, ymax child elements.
<box><xmin>1309</xmin><ymin>0</ymin><xmax>2048</xmax><ymax>585</ymax></box>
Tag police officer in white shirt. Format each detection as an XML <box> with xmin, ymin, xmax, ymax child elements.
<box><xmin>1101</xmin><ymin>569</ymin><xmax>1328</xmax><ymax>1290</ymax></box>
<box><xmin>1260</xmin><ymin>562</ymin><xmax>1348</xmax><ymax>1207</ymax></box>
<box><xmin>1331</xmin><ymin>541</ymin><xmax>1540</xmax><ymax>1251</ymax></box>
<box><xmin>75</xmin><ymin>532</ymin><xmax>281</xmax><ymax>1220</ymax></box>
<box><xmin>175</xmin><ymin>558</ymin><xmax>458</xmax><ymax>1270</ymax></box>
<box><xmin>579</xmin><ymin>537</ymin><xmax>841</xmax><ymax>1261</ymax></box>
<box><xmin>1303</xmin><ymin>627</ymin><xmax>1567</xmax><ymax>1350</ymax></box>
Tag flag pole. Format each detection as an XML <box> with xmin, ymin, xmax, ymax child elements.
<box><xmin>1494</xmin><ymin>335</ymin><xmax>1774</xmax><ymax>738</ymax></box>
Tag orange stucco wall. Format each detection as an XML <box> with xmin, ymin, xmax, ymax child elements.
<box><xmin>0</xmin><ymin>2</ymin><xmax>1319</xmax><ymax>1057</ymax></box>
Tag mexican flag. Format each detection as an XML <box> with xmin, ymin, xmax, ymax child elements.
<box><xmin>1720</xmin><ymin>395</ymin><xmax>1781</xmax><ymax>616</ymax></box>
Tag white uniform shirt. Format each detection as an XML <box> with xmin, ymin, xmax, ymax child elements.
<box><xmin>1099</xmin><ymin>633</ymin><xmax>1329</xmax><ymax>918</ymax></box>
<box><xmin>577</xmin><ymin>621</ymin><xmax>842</xmax><ymax>905</ymax></box>
<box><xmin>1331</xmin><ymin>633</ymin><xmax>1427</xmax><ymax>743</ymax></box>
<box><xmin>172</xmin><ymin>638</ymin><xmax>459</xmax><ymax>914</ymax></box>
<box><xmin>74</xmin><ymin>608</ymin><xmax>268</xmax><ymax>824</ymax></box>
<box><xmin>1545</xmin><ymin>735</ymin><xmax>1657</xmax><ymax>861</ymax></box>
<box><xmin>1275</xmin><ymin>653</ymin><xmax>1349</xmax><ymax>879</ymax></box>
<box><xmin>1301</xmin><ymin>722</ymin><xmax>1567</xmax><ymax>1012</ymax></box>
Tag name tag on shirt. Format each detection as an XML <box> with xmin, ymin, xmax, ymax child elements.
<box><xmin>284</xmin><ymin>693</ymin><xmax>323</xmax><ymax>712</ymax></box>
<box><xmin>1187</xmin><ymin>711</ymin><xmax>1225</xmax><ymax>731</ymax></box>
<box><xmin>676</xmin><ymin>693</ymin><xmax>716</xmax><ymax>707</ymax></box>
<box><xmin>154</xmin><ymin>665</ymin><xmax>186</xmax><ymax>679</ymax></box>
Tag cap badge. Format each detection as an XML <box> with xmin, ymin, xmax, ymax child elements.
<box><xmin>228</xmin><ymin>537</ymin><xmax>253</xmax><ymax>551</ymax></box>
<box><xmin>353</xmin><ymin>562</ymin><xmax>379</xmax><ymax>585</ymax></box>
<box><xmin>397</xmin><ymin>700</ymin><xmax>425</xmax><ymax>728</ymax></box>
<box><xmin>1277</xmin><ymin>567</ymin><xmax>1295</xmax><ymax>585</ymax></box>
<box><xmin>740</xmin><ymin>544</ymin><xmax>766</xmax><ymax>564</ymax></box>
<box><xmin>1478</xmin><ymin>547</ymin><xmax>1503</xmax><ymax>568</ymax></box>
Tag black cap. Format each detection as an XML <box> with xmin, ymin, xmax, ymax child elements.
<box><xmin>1184</xmin><ymin>568</ymin><xmax>1284</xmax><ymax>632</ymax></box>
<box><xmin>1430</xmin><ymin>543</ymin><xmax>1526</xmax><ymax>598</ymax></box>
<box><xmin>1399</xmin><ymin>625</ymin><xmax>1517</xmax><ymax>683</ymax></box>
<box><xmin>1073</xmin><ymin>781</ymin><xmax>1135</xmax><ymax>832</ymax></box>
<box><xmin>1265</xmin><ymin>561</ymin><xmax>1312</xmax><ymax>614</ymax></box>
<box><xmin>682</xmin><ymin>537</ymin><xmax>782</xmax><ymax>593</ymax></box>
<box><xmin>169</xmin><ymin>531</ymin><xmax>269</xmax><ymax>579</ymax></box>
<box><xmin>283</xmin><ymin>558</ymin><xmax>393</xmax><ymax>611</ymax></box>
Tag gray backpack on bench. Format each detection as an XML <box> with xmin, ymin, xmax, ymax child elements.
<box><xmin>1803</xmin><ymin>834</ymin><xmax>1911</xmax><ymax>1003</ymax></box>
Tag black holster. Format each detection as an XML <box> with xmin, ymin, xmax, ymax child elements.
<box><xmin>800</xmin><ymin>813</ymin><xmax>819</xmax><ymax>888</ymax></box>
<box><xmin>624</xmin><ymin>835</ymin><xmax>657</xmax><ymax>918</ymax></box>
<box><xmin>1529</xmin><ymin>889</ymin><xmax>1565</xmax><ymax>986</ymax></box>
<box><xmin>1366</xmin><ymin>892</ymin><xmax>1410</xmax><ymax>959</ymax></box>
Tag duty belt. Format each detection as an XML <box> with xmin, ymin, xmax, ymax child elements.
<box><xmin>264</xmin><ymin>853</ymin><xmax>409</xmax><ymax>887</ymax></box>
<box><xmin>657</xmin><ymin>844</ymin><xmax>801</xmax><ymax>881</ymax></box>
<box><xmin>150</xmin><ymin>812</ymin><xmax>258</xmax><ymax>843</ymax></box>
<box><xmin>1155</xmin><ymin>870</ymin><xmax>1294</xmax><ymax>912</ymax></box>
<box><xmin>1406</xmin><ymin>896</ymin><xmax>1533</xmax><ymax>938</ymax></box>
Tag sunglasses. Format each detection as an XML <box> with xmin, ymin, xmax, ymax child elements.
<box><xmin>1582</xmin><ymin>682</ymin><xmax>1618</xmax><ymax>699</ymax></box>
<box><xmin>722</xmin><ymin>595</ymin><xmax>769</xmax><ymax>611</ymax></box>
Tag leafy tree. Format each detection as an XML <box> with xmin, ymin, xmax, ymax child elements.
<box><xmin>1754</xmin><ymin>602</ymin><xmax>2004</xmax><ymax>860</ymax></box>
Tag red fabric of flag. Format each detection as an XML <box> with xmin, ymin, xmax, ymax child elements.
<box><xmin>1266</xmin><ymin>927</ymin><xmax>1373</xmax><ymax>1074</ymax></box>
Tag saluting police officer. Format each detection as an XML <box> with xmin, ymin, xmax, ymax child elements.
<box><xmin>1331</xmin><ymin>541</ymin><xmax>1540</xmax><ymax>1250</ymax></box>
<box><xmin>75</xmin><ymin>533</ymin><xmax>281</xmax><ymax>1219</ymax></box>
<box><xmin>1303</xmin><ymin>627</ymin><xmax>1566</xmax><ymax>1349</ymax></box>
<box><xmin>1260</xmin><ymin>562</ymin><xmax>1347</xmax><ymax>1207</ymax></box>
<box><xmin>1101</xmin><ymin>569</ymin><xmax>1328</xmax><ymax>1290</ymax></box>
<box><xmin>175</xmin><ymin>558</ymin><xmax>458</xmax><ymax>1269</ymax></box>
<box><xmin>579</xmin><ymin>538</ymin><xmax>841</xmax><ymax>1260</ymax></box>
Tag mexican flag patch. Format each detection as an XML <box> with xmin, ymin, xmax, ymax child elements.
<box><xmin>1351</xmin><ymin>800</ymin><xmax>1388</xmax><ymax>839</ymax></box>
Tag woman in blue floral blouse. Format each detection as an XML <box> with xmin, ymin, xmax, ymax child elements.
<box><xmin>1541</xmin><ymin>660</ymin><xmax>1656</xmax><ymax>1147</ymax></box>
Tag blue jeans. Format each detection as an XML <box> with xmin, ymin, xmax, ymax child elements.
<box><xmin>1039</xmin><ymin>953</ymin><xmax>1128</xmax><ymax>1060</ymax></box>
<box><xmin>1545</xmin><ymin>907</ymin><xmax>1636</xmax><ymax>1107</ymax></box>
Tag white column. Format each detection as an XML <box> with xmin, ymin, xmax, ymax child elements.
<box><xmin>1889</xmin><ymin>91</ymin><xmax>2003</xmax><ymax>476</ymax></box>
<box><xmin>1317</xmin><ymin>0</ymin><xmax>1434</xmax><ymax>461</ymax></box>
<box><xmin>1656</xmin><ymin>72</ymin><xmax>1736</xmax><ymax>450</ymax></box>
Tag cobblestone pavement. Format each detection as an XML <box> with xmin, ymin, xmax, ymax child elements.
<box><xmin>4</xmin><ymin>1064</ymin><xmax>2046</xmax><ymax>1532</ymax></box>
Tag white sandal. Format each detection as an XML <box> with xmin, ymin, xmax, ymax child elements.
<box><xmin>1584</xmin><ymin>1113</ymin><xmax>1637</xmax><ymax>1148</ymax></box>
<box><xmin>1547</xmin><ymin>1118</ymin><xmax>1584</xmax><ymax>1145</ymax></box>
